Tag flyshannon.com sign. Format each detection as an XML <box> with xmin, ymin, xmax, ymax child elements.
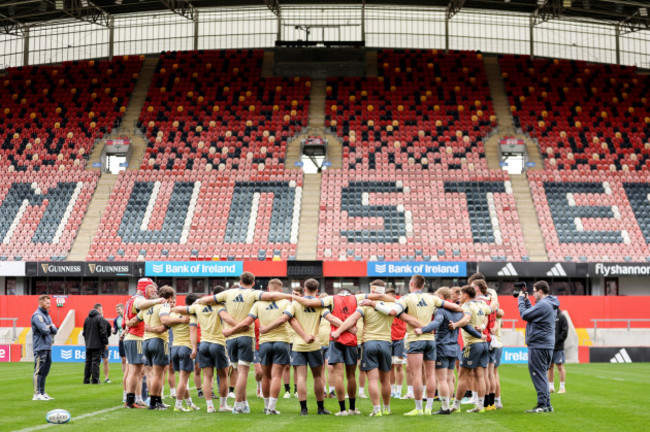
<box><xmin>367</xmin><ymin>261</ymin><xmax>467</xmax><ymax>277</ymax></box>
<box><xmin>145</xmin><ymin>261</ymin><xmax>243</xmax><ymax>277</ymax></box>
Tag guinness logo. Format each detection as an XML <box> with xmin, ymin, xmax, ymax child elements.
<box><xmin>41</xmin><ymin>264</ymin><xmax>49</xmax><ymax>274</ymax></box>
<box><xmin>88</xmin><ymin>264</ymin><xmax>96</xmax><ymax>274</ymax></box>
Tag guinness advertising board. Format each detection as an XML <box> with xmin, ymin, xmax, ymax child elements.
<box><xmin>27</xmin><ymin>262</ymin><xmax>136</xmax><ymax>277</ymax></box>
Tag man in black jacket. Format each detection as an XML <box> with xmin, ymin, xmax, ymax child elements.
<box><xmin>548</xmin><ymin>308</ymin><xmax>568</xmax><ymax>394</ymax></box>
<box><xmin>83</xmin><ymin>304</ymin><xmax>109</xmax><ymax>384</ymax></box>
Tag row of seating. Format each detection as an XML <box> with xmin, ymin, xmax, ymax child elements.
<box><xmin>0</xmin><ymin>171</ymin><xmax>99</xmax><ymax>261</ymax></box>
<box><xmin>87</xmin><ymin>170</ymin><xmax>303</xmax><ymax>261</ymax></box>
<box><xmin>1</xmin><ymin>57</ymin><xmax>142</xmax><ymax>171</ymax></box>
<box><xmin>137</xmin><ymin>50</ymin><xmax>310</xmax><ymax>171</ymax></box>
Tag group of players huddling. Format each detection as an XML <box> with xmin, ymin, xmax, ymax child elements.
<box><xmin>121</xmin><ymin>271</ymin><xmax>504</xmax><ymax>416</ymax></box>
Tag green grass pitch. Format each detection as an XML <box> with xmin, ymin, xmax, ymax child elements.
<box><xmin>1</xmin><ymin>363</ymin><xmax>648</xmax><ymax>431</ymax></box>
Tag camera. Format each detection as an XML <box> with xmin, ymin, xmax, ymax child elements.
<box><xmin>513</xmin><ymin>281</ymin><xmax>527</xmax><ymax>298</ymax></box>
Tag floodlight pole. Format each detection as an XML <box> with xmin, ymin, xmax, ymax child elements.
<box><xmin>615</xmin><ymin>23</ymin><xmax>620</xmax><ymax>65</ymax></box>
<box><xmin>529</xmin><ymin>17</ymin><xmax>534</xmax><ymax>59</ymax></box>
<box><xmin>23</xmin><ymin>26</ymin><xmax>29</xmax><ymax>66</ymax></box>
<box><xmin>193</xmin><ymin>9</ymin><xmax>199</xmax><ymax>51</ymax></box>
<box><xmin>108</xmin><ymin>16</ymin><xmax>114</xmax><ymax>60</ymax></box>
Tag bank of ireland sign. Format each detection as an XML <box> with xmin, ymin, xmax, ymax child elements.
<box><xmin>367</xmin><ymin>261</ymin><xmax>467</xmax><ymax>277</ymax></box>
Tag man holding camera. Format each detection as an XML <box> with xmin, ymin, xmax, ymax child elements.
<box><xmin>517</xmin><ymin>280</ymin><xmax>560</xmax><ymax>413</ymax></box>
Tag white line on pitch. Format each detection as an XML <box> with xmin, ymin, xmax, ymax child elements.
<box><xmin>12</xmin><ymin>405</ymin><xmax>123</xmax><ymax>432</ymax></box>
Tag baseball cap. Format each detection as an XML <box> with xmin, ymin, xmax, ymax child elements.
<box><xmin>137</xmin><ymin>278</ymin><xmax>156</xmax><ymax>294</ymax></box>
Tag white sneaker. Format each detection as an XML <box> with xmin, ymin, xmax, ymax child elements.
<box><xmin>283</xmin><ymin>391</ymin><xmax>291</xmax><ymax>399</ymax></box>
<box><xmin>41</xmin><ymin>393</ymin><xmax>54</xmax><ymax>400</ymax></box>
<box><xmin>32</xmin><ymin>394</ymin><xmax>46</xmax><ymax>401</ymax></box>
<box><xmin>348</xmin><ymin>409</ymin><xmax>361</xmax><ymax>415</ymax></box>
<box><xmin>495</xmin><ymin>402</ymin><xmax>504</xmax><ymax>409</ymax></box>
<box><xmin>227</xmin><ymin>392</ymin><xmax>236</xmax><ymax>399</ymax></box>
<box><xmin>558</xmin><ymin>388</ymin><xmax>566</xmax><ymax>394</ymax></box>
<box><xmin>188</xmin><ymin>403</ymin><xmax>201</xmax><ymax>410</ymax></box>
<box><xmin>401</xmin><ymin>393</ymin><xmax>414</xmax><ymax>400</ymax></box>
<box><xmin>549</xmin><ymin>387</ymin><xmax>555</xmax><ymax>394</ymax></box>
<box><xmin>219</xmin><ymin>404</ymin><xmax>233</xmax><ymax>412</ymax></box>
<box><xmin>335</xmin><ymin>410</ymin><xmax>348</xmax><ymax>416</ymax></box>
<box><xmin>232</xmin><ymin>406</ymin><xmax>245</xmax><ymax>414</ymax></box>
<box><xmin>207</xmin><ymin>406</ymin><xmax>216</xmax><ymax>413</ymax></box>
<box><xmin>266</xmin><ymin>409</ymin><xmax>281</xmax><ymax>415</ymax></box>
<box><xmin>358</xmin><ymin>393</ymin><xmax>368</xmax><ymax>399</ymax></box>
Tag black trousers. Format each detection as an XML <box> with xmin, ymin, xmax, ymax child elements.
<box><xmin>84</xmin><ymin>348</ymin><xmax>102</xmax><ymax>384</ymax></box>
<box><xmin>33</xmin><ymin>350</ymin><xmax>52</xmax><ymax>394</ymax></box>
<box><xmin>528</xmin><ymin>348</ymin><xmax>553</xmax><ymax>408</ymax></box>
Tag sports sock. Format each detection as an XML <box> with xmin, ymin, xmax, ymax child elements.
<box><xmin>495</xmin><ymin>396</ymin><xmax>501</xmax><ymax>404</ymax></box>
<box><xmin>185</xmin><ymin>396</ymin><xmax>193</xmax><ymax>405</ymax></box>
<box><xmin>422</xmin><ymin>386</ymin><xmax>427</xmax><ymax>399</ymax></box>
<box><xmin>329</xmin><ymin>386</ymin><xmax>335</xmax><ymax>393</ymax></box>
<box><xmin>441</xmin><ymin>396</ymin><xmax>450</xmax><ymax>410</ymax></box>
<box><xmin>452</xmin><ymin>399</ymin><xmax>461</xmax><ymax>409</ymax></box>
<box><xmin>264</xmin><ymin>397</ymin><xmax>269</xmax><ymax>409</ymax></box>
<box><xmin>373</xmin><ymin>405</ymin><xmax>381</xmax><ymax>413</ymax></box>
<box><xmin>300</xmin><ymin>400</ymin><xmax>307</xmax><ymax>411</ymax></box>
<box><xmin>484</xmin><ymin>396</ymin><xmax>489</xmax><ymax>407</ymax></box>
<box><xmin>220</xmin><ymin>397</ymin><xmax>228</xmax><ymax>406</ymax></box>
<box><xmin>170</xmin><ymin>387</ymin><xmax>176</xmax><ymax>397</ymax></box>
<box><xmin>229</xmin><ymin>386</ymin><xmax>234</xmax><ymax>393</ymax></box>
<box><xmin>464</xmin><ymin>390</ymin><xmax>472</xmax><ymax>398</ymax></box>
<box><xmin>415</xmin><ymin>400</ymin><xmax>423</xmax><ymax>410</ymax></box>
<box><xmin>269</xmin><ymin>397</ymin><xmax>278</xmax><ymax>411</ymax></box>
<box><xmin>317</xmin><ymin>400</ymin><xmax>325</xmax><ymax>410</ymax></box>
<box><xmin>549</xmin><ymin>383</ymin><xmax>554</xmax><ymax>391</ymax></box>
<box><xmin>161</xmin><ymin>385</ymin><xmax>165</xmax><ymax>397</ymax></box>
<box><xmin>383</xmin><ymin>404</ymin><xmax>390</xmax><ymax>412</ymax></box>
<box><xmin>396</xmin><ymin>384</ymin><xmax>403</xmax><ymax>394</ymax></box>
<box><xmin>206</xmin><ymin>399</ymin><xmax>214</xmax><ymax>409</ymax></box>
<box><xmin>560</xmin><ymin>381</ymin><xmax>565</xmax><ymax>389</ymax></box>
<box><xmin>284</xmin><ymin>384</ymin><xmax>290</xmax><ymax>392</ymax></box>
<box><xmin>407</xmin><ymin>386</ymin><xmax>413</xmax><ymax>395</ymax></box>
<box><xmin>175</xmin><ymin>399</ymin><xmax>183</xmax><ymax>409</ymax></box>
<box><xmin>359</xmin><ymin>387</ymin><xmax>365</xmax><ymax>395</ymax></box>
<box><xmin>478</xmin><ymin>397</ymin><xmax>485</xmax><ymax>409</ymax></box>
<box><xmin>349</xmin><ymin>398</ymin><xmax>356</xmax><ymax>411</ymax></box>
<box><xmin>391</xmin><ymin>384</ymin><xmax>396</xmax><ymax>393</ymax></box>
<box><xmin>490</xmin><ymin>393</ymin><xmax>496</xmax><ymax>405</ymax></box>
<box><xmin>426</xmin><ymin>398</ymin><xmax>434</xmax><ymax>410</ymax></box>
<box><xmin>126</xmin><ymin>393</ymin><xmax>135</xmax><ymax>405</ymax></box>
<box><xmin>338</xmin><ymin>400</ymin><xmax>346</xmax><ymax>412</ymax></box>
<box><xmin>472</xmin><ymin>391</ymin><xmax>478</xmax><ymax>401</ymax></box>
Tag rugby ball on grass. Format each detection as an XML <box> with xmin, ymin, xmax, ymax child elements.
<box><xmin>46</xmin><ymin>409</ymin><xmax>71</xmax><ymax>424</ymax></box>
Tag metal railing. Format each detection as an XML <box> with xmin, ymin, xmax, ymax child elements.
<box><xmin>591</xmin><ymin>319</ymin><xmax>650</xmax><ymax>332</ymax></box>
<box><xmin>501</xmin><ymin>319</ymin><xmax>518</xmax><ymax>330</ymax></box>
<box><xmin>0</xmin><ymin>318</ymin><xmax>18</xmax><ymax>341</ymax></box>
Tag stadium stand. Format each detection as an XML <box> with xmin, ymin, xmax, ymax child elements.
<box><xmin>87</xmin><ymin>169</ymin><xmax>303</xmax><ymax>261</ymax></box>
<box><xmin>0</xmin><ymin>57</ymin><xmax>142</xmax><ymax>171</ymax></box>
<box><xmin>318</xmin><ymin>49</ymin><xmax>525</xmax><ymax>261</ymax></box>
<box><xmin>0</xmin><ymin>171</ymin><xmax>99</xmax><ymax>261</ymax></box>
<box><xmin>502</xmin><ymin>55</ymin><xmax>650</xmax><ymax>262</ymax></box>
<box><xmin>500</xmin><ymin>55</ymin><xmax>650</xmax><ymax>172</ymax></box>
<box><xmin>136</xmin><ymin>50</ymin><xmax>311</xmax><ymax>171</ymax></box>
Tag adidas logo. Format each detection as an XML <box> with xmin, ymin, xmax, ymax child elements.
<box><xmin>497</xmin><ymin>263</ymin><xmax>518</xmax><ymax>276</ymax></box>
<box><xmin>233</xmin><ymin>294</ymin><xmax>245</xmax><ymax>303</ymax></box>
<box><xmin>546</xmin><ymin>263</ymin><xmax>567</xmax><ymax>277</ymax></box>
<box><xmin>610</xmin><ymin>348</ymin><xmax>632</xmax><ymax>363</ymax></box>
<box><xmin>266</xmin><ymin>302</ymin><xmax>279</xmax><ymax>311</ymax></box>
<box><xmin>375</xmin><ymin>264</ymin><xmax>387</xmax><ymax>274</ymax></box>
<box><xmin>416</xmin><ymin>299</ymin><xmax>428</xmax><ymax>307</ymax></box>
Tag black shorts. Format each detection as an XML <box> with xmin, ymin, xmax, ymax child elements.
<box><xmin>118</xmin><ymin>340</ymin><xmax>126</xmax><ymax>358</ymax></box>
<box><xmin>143</xmin><ymin>338</ymin><xmax>169</xmax><ymax>367</ymax></box>
<box><xmin>291</xmin><ymin>350</ymin><xmax>324</xmax><ymax>368</ymax></box>
<box><xmin>226</xmin><ymin>337</ymin><xmax>255</xmax><ymax>365</ymax></box>
<box><xmin>328</xmin><ymin>341</ymin><xmax>358</xmax><ymax>365</ymax></box>
<box><xmin>259</xmin><ymin>342</ymin><xmax>291</xmax><ymax>366</ymax></box>
<box><xmin>199</xmin><ymin>342</ymin><xmax>229</xmax><ymax>370</ymax></box>
<box><xmin>171</xmin><ymin>346</ymin><xmax>194</xmax><ymax>372</ymax></box>
<box><xmin>360</xmin><ymin>341</ymin><xmax>392</xmax><ymax>372</ymax></box>
<box><xmin>124</xmin><ymin>339</ymin><xmax>146</xmax><ymax>365</ymax></box>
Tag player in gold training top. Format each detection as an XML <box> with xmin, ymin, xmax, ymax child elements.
<box><xmin>169</xmin><ymin>293</ymin><xmax>200</xmax><ymax>412</ymax></box>
<box><xmin>261</xmin><ymin>278</ymin><xmax>343</xmax><ymax>416</ymax></box>
<box><xmin>172</xmin><ymin>288</ymin><xmax>236</xmax><ymax>413</ymax></box>
<box><xmin>449</xmin><ymin>285</ymin><xmax>496</xmax><ymax>414</ymax></box>
<box><xmin>332</xmin><ymin>280</ymin><xmax>395</xmax><ymax>416</ymax></box>
<box><xmin>366</xmin><ymin>274</ymin><xmax>462</xmax><ymax>416</ymax></box>
<box><xmin>137</xmin><ymin>286</ymin><xmax>186</xmax><ymax>410</ymax></box>
<box><xmin>223</xmin><ymin>279</ymin><xmax>291</xmax><ymax>415</ymax></box>
<box><xmin>197</xmin><ymin>272</ymin><xmax>292</xmax><ymax>414</ymax></box>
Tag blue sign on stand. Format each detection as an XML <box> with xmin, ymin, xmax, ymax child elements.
<box><xmin>500</xmin><ymin>347</ymin><xmax>529</xmax><ymax>364</ymax></box>
<box><xmin>145</xmin><ymin>261</ymin><xmax>243</xmax><ymax>277</ymax></box>
<box><xmin>92</xmin><ymin>162</ymin><xmax>102</xmax><ymax>168</ymax></box>
<box><xmin>52</xmin><ymin>345</ymin><xmax>121</xmax><ymax>363</ymax></box>
<box><xmin>367</xmin><ymin>261</ymin><xmax>467</xmax><ymax>277</ymax></box>
<box><xmin>294</xmin><ymin>161</ymin><xmax>304</xmax><ymax>167</ymax></box>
